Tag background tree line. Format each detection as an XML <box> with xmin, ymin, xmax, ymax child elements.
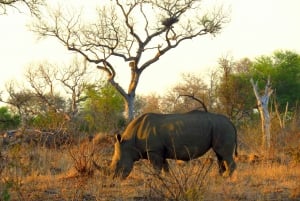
<box><xmin>1</xmin><ymin>50</ymin><xmax>299</xmax><ymax>137</ymax></box>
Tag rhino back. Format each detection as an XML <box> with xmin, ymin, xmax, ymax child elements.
<box><xmin>121</xmin><ymin>111</ymin><xmax>236</xmax><ymax>160</ymax></box>
<box><xmin>133</xmin><ymin>112</ymin><xmax>213</xmax><ymax>158</ymax></box>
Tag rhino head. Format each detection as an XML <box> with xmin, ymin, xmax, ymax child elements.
<box><xmin>110</xmin><ymin>134</ymin><xmax>137</xmax><ymax>179</ymax></box>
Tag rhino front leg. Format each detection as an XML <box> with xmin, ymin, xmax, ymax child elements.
<box><xmin>148</xmin><ymin>152</ymin><xmax>168</xmax><ymax>174</ymax></box>
<box><xmin>162</xmin><ymin>159</ymin><xmax>170</xmax><ymax>173</ymax></box>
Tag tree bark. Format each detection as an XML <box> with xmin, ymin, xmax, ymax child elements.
<box><xmin>124</xmin><ymin>94</ymin><xmax>135</xmax><ymax>121</ymax></box>
<box><xmin>250</xmin><ymin>77</ymin><xmax>273</xmax><ymax>149</ymax></box>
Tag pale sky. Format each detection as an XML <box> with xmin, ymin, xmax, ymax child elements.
<box><xmin>1</xmin><ymin>0</ymin><xmax>300</xmax><ymax>97</ymax></box>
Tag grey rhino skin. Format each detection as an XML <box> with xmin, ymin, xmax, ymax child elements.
<box><xmin>110</xmin><ymin>110</ymin><xmax>237</xmax><ymax>179</ymax></box>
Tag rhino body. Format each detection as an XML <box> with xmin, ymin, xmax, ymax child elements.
<box><xmin>111</xmin><ymin>110</ymin><xmax>237</xmax><ymax>178</ymax></box>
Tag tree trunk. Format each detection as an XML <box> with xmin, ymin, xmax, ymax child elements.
<box><xmin>259</xmin><ymin>101</ymin><xmax>271</xmax><ymax>149</ymax></box>
<box><xmin>250</xmin><ymin>77</ymin><xmax>273</xmax><ymax>149</ymax></box>
<box><xmin>124</xmin><ymin>93</ymin><xmax>135</xmax><ymax>122</ymax></box>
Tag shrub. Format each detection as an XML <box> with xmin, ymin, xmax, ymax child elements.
<box><xmin>144</xmin><ymin>159</ymin><xmax>214</xmax><ymax>201</ymax></box>
<box><xmin>68</xmin><ymin>134</ymin><xmax>113</xmax><ymax>176</ymax></box>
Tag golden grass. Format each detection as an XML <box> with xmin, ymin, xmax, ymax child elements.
<box><xmin>1</xmin><ymin>133</ymin><xmax>300</xmax><ymax>201</ymax></box>
<box><xmin>3</xmin><ymin>154</ymin><xmax>299</xmax><ymax>201</ymax></box>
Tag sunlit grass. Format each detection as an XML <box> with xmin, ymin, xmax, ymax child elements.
<box><xmin>1</xmin><ymin>129</ymin><xmax>300</xmax><ymax>200</ymax></box>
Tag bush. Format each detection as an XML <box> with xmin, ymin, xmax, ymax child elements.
<box><xmin>144</xmin><ymin>159</ymin><xmax>214</xmax><ymax>201</ymax></box>
<box><xmin>68</xmin><ymin>134</ymin><xmax>113</xmax><ymax>176</ymax></box>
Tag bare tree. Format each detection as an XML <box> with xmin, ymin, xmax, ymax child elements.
<box><xmin>25</xmin><ymin>62</ymin><xmax>61</xmax><ymax>113</ymax></box>
<box><xmin>31</xmin><ymin>0</ymin><xmax>229</xmax><ymax>121</ymax></box>
<box><xmin>1</xmin><ymin>59</ymin><xmax>99</xmax><ymax>128</ymax></box>
<box><xmin>0</xmin><ymin>0</ymin><xmax>43</xmax><ymax>15</ymax></box>
<box><xmin>24</xmin><ymin>59</ymin><xmax>98</xmax><ymax>118</ymax></box>
<box><xmin>1</xmin><ymin>81</ymin><xmax>38</xmax><ymax>127</ymax></box>
<box><xmin>137</xmin><ymin>93</ymin><xmax>161</xmax><ymax>115</ymax></box>
<box><xmin>250</xmin><ymin>77</ymin><xmax>273</xmax><ymax>149</ymax></box>
<box><xmin>57</xmin><ymin>58</ymin><xmax>94</xmax><ymax>118</ymax></box>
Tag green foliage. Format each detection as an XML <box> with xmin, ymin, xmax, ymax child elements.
<box><xmin>5</xmin><ymin>87</ymin><xmax>67</xmax><ymax>128</ymax></box>
<box><xmin>82</xmin><ymin>83</ymin><xmax>125</xmax><ymax>132</ymax></box>
<box><xmin>252</xmin><ymin>50</ymin><xmax>300</xmax><ymax>111</ymax></box>
<box><xmin>214</xmin><ymin>50</ymin><xmax>300</xmax><ymax>121</ymax></box>
<box><xmin>0</xmin><ymin>107</ymin><xmax>20</xmax><ymax>131</ymax></box>
<box><xmin>252</xmin><ymin>56</ymin><xmax>274</xmax><ymax>80</ymax></box>
<box><xmin>31</xmin><ymin>110</ymin><xmax>68</xmax><ymax>130</ymax></box>
<box><xmin>229</xmin><ymin>74</ymin><xmax>256</xmax><ymax>121</ymax></box>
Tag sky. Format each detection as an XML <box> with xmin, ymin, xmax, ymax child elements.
<box><xmin>1</xmin><ymin>0</ymin><xmax>300</xmax><ymax>98</ymax></box>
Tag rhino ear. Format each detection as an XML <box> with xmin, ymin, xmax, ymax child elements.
<box><xmin>115</xmin><ymin>134</ymin><xmax>122</xmax><ymax>143</ymax></box>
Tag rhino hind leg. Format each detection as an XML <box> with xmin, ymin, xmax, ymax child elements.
<box><xmin>222</xmin><ymin>157</ymin><xmax>236</xmax><ymax>177</ymax></box>
<box><xmin>216</xmin><ymin>153</ymin><xmax>236</xmax><ymax>177</ymax></box>
<box><xmin>216</xmin><ymin>154</ymin><xmax>226</xmax><ymax>175</ymax></box>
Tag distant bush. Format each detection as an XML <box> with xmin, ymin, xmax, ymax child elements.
<box><xmin>0</xmin><ymin>107</ymin><xmax>20</xmax><ymax>131</ymax></box>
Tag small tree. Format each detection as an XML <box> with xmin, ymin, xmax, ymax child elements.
<box><xmin>82</xmin><ymin>83</ymin><xmax>125</xmax><ymax>132</ymax></box>
<box><xmin>217</xmin><ymin>57</ymin><xmax>255</xmax><ymax>120</ymax></box>
<box><xmin>24</xmin><ymin>59</ymin><xmax>99</xmax><ymax>119</ymax></box>
<box><xmin>216</xmin><ymin>56</ymin><xmax>235</xmax><ymax>116</ymax></box>
<box><xmin>1</xmin><ymin>81</ymin><xmax>38</xmax><ymax>127</ymax></box>
<box><xmin>1</xmin><ymin>59</ymin><xmax>100</xmax><ymax>129</ymax></box>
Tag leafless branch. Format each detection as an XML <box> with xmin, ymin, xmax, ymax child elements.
<box><xmin>0</xmin><ymin>0</ymin><xmax>44</xmax><ymax>15</ymax></box>
<box><xmin>177</xmin><ymin>94</ymin><xmax>208</xmax><ymax>112</ymax></box>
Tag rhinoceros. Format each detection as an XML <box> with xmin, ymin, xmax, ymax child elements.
<box><xmin>110</xmin><ymin>110</ymin><xmax>237</xmax><ymax>179</ymax></box>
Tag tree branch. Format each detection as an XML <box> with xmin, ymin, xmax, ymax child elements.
<box><xmin>97</xmin><ymin>62</ymin><xmax>128</xmax><ymax>99</ymax></box>
<box><xmin>177</xmin><ymin>94</ymin><xmax>208</xmax><ymax>112</ymax></box>
<box><xmin>0</xmin><ymin>0</ymin><xmax>44</xmax><ymax>16</ymax></box>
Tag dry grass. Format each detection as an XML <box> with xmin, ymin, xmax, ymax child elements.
<box><xmin>1</xmin><ymin>131</ymin><xmax>300</xmax><ymax>201</ymax></box>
